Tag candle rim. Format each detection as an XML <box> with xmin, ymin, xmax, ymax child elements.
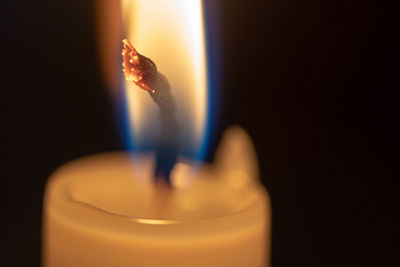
<box><xmin>67</xmin><ymin>192</ymin><xmax>266</xmax><ymax>225</ymax></box>
<box><xmin>44</xmin><ymin>152</ymin><xmax>270</xmax><ymax>239</ymax></box>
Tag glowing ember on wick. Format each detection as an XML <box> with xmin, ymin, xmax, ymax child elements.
<box><xmin>122</xmin><ymin>39</ymin><xmax>179</xmax><ymax>185</ymax></box>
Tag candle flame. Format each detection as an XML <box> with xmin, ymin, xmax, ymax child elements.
<box><xmin>122</xmin><ymin>0</ymin><xmax>208</xmax><ymax>159</ymax></box>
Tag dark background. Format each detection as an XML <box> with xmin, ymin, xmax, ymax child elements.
<box><xmin>1</xmin><ymin>0</ymin><xmax>398</xmax><ymax>266</ymax></box>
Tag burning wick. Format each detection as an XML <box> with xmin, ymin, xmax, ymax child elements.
<box><xmin>122</xmin><ymin>39</ymin><xmax>179</xmax><ymax>185</ymax></box>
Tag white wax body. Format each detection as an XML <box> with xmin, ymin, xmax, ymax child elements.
<box><xmin>43</xmin><ymin>152</ymin><xmax>270</xmax><ymax>267</ymax></box>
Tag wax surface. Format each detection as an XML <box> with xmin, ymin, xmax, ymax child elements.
<box><xmin>43</xmin><ymin>127</ymin><xmax>271</xmax><ymax>267</ymax></box>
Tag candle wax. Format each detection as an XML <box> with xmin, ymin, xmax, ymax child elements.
<box><xmin>43</xmin><ymin>127</ymin><xmax>271</xmax><ymax>267</ymax></box>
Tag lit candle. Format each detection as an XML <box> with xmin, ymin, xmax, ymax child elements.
<box><xmin>43</xmin><ymin>126</ymin><xmax>270</xmax><ymax>266</ymax></box>
<box><xmin>43</xmin><ymin>0</ymin><xmax>271</xmax><ymax>266</ymax></box>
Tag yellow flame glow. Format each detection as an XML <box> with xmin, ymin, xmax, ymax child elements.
<box><xmin>122</xmin><ymin>0</ymin><xmax>208</xmax><ymax>156</ymax></box>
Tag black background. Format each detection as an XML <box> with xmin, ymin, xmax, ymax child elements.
<box><xmin>1</xmin><ymin>0</ymin><xmax>398</xmax><ymax>266</ymax></box>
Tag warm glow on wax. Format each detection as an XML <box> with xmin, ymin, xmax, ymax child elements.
<box><xmin>43</xmin><ymin>127</ymin><xmax>270</xmax><ymax>267</ymax></box>
<box><xmin>122</xmin><ymin>0</ymin><xmax>208</xmax><ymax>156</ymax></box>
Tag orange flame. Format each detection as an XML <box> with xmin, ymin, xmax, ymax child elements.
<box><xmin>98</xmin><ymin>0</ymin><xmax>208</xmax><ymax>157</ymax></box>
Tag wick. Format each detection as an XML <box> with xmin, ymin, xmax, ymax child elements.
<box><xmin>122</xmin><ymin>39</ymin><xmax>179</xmax><ymax>185</ymax></box>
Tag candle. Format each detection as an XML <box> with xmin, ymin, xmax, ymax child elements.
<box><xmin>43</xmin><ymin>0</ymin><xmax>270</xmax><ymax>265</ymax></box>
<box><xmin>43</xmin><ymin>126</ymin><xmax>270</xmax><ymax>266</ymax></box>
